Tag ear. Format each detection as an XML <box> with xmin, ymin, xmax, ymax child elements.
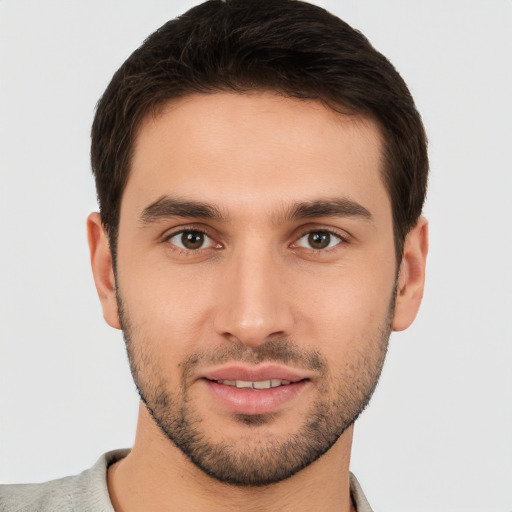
<box><xmin>87</xmin><ymin>212</ymin><xmax>121</xmax><ymax>330</ymax></box>
<box><xmin>392</xmin><ymin>216</ymin><xmax>429</xmax><ymax>331</ymax></box>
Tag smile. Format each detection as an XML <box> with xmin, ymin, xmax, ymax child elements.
<box><xmin>216</xmin><ymin>379</ymin><xmax>291</xmax><ymax>389</ymax></box>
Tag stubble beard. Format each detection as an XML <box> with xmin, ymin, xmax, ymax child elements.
<box><xmin>117</xmin><ymin>294</ymin><xmax>393</xmax><ymax>487</ymax></box>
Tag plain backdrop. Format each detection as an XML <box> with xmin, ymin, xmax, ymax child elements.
<box><xmin>1</xmin><ymin>1</ymin><xmax>511</xmax><ymax>511</ymax></box>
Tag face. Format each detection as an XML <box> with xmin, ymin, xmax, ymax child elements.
<box><xmin>98</xmin><ymin>92</ymin><xmax>407</xmax><ymax>485</ymax></box>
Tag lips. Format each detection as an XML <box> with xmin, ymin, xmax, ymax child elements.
<box><xmin>200</xmin><ymin>365</ymin><xmax>310</xmax><ymax>415</ymax></box>
<box><xmin>202</xmin><ymin>364</ymin><xmax>306</xmax><ymax>384</ymax></box>
<box><xmin>217</xmin><ymin>379</ymin><xmax>291</xmax><ymax>389</ymax></box>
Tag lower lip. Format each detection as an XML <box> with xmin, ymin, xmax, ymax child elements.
<box><xmin>202</xmin><ymin>379</ymin><xmax>308</xmax><ymax>415</ymax></box>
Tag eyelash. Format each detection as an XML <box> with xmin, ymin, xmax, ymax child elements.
<box><xmin>290</xmin><ymin>228</ymin><xmax>348</xmax><ymax>253</ymax></box>
<box><xmin>163</xmin><ymin>228</ymin><xmax>220</xmax><ymax>254</ymax></box>
<box><xmin>162</xmin><ymin>227</ymin><xmax>350</xmax><ymax>254</ymax></box>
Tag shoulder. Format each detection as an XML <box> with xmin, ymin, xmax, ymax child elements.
<box><xmin>0</xmin><ymin>449</ymin><xmax>129</xmax><ymax>512</ymax></box>
<box><xmin>350</xmin><ymin>472</ymin><xmax>374</xmax><ymax>512</ymax></box>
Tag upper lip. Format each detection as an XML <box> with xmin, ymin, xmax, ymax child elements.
<box><xmin>201</xmin><ymin>364</ymin><xmax>310</xmax><ymax>383</ymax></box>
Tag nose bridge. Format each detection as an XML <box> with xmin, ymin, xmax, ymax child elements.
<box><xmin>214</xmin><ymin>237</ymin><xmax>293</xmax><ymax>346</ymax></box>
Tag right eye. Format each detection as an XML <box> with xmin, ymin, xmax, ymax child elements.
<box><xmin>167</xmin><ymin>230</ymin><xmax>217</xmax><ymax>251</ymax></box>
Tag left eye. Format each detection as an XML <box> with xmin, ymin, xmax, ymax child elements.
<box><xmin>295</xmin><ymin>231</ymin><xmax>342</xmax><ymax>250</ymax></box>
<box><xmin>167</xmin><ymin>230</ymin><xmax>216</xmax><ymax>250</ymax></box>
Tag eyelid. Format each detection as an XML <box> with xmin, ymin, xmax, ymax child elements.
<box><xmin>162</xmin><ymin>225</ymin><xmax>222</xmax><ymax>251</ymax></box>
<box><xmin>290</xmin><ymin>225</ymin><xmax>352</xmax><ymax>250</ymax></box>
<box><xmin>161</xmin><ymin>223</ymin><xmax>213</xmax><ymax>240</ymax></box>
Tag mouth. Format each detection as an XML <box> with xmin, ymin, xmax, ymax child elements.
<box><xmin>201</xmin><ymin>364</ymin><xmax>309</xmax><ymax>384</ymax></box>
<box><xmin>214</xmin><ymin>378</ymin><xmax>292</xmax><ymax>390</ymax></box>
<box><xmin>200</xmin><ymin>365</ymin><xmax>311</xmax><ymax>415</ymax></box>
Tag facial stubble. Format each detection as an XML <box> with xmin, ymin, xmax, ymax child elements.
<box><xmin>117</xmin><ymin>293</ymin><xmax>393</xmax><ymax>487</ymax></box>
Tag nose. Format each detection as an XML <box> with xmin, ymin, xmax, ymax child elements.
<box><xmin>213</xmin><ymin>244</ymin><xmax>294</xmax><ymax>347</ymax></box>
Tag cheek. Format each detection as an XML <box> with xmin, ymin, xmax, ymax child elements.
<box><xmin>118</xmin><ymin>262</ymin><xmax>219</xmax><ymax>356</ymax></box>
<box><xmin>294</xmin><ymin>265</ymin><xmax>395</xmax><ymax>348</ymax></box>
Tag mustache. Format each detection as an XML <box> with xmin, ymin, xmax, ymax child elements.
<box><xmin>181</xmin><ymin>338</ymin><xmax>327</xmax><ymax>378</ymax></box>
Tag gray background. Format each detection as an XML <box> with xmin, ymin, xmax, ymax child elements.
<box><xmin>1</xmin><ymin>1</ymin><xmax>511</xmax><ymax>510</ymax></box>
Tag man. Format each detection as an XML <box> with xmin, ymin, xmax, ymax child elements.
<box><xmin>0</xmin><ymin>0</ymin><xmax>428</xmax><ymax>510</ymax></box>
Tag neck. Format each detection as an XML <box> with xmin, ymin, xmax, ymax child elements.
<box><xmin>108</xmin><ymin>404</ymin><xmax>356</xmax><ymax>512</ymax></box>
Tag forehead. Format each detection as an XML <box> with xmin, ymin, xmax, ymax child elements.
<box><xmin>124</xmin><ymin>92</ymin><xmax>389</xmax><ymax>223</ymax></box>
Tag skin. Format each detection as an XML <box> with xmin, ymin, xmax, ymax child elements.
<box><xmin>88</xmin><ymin>92</ymin><xmax>428</xmax><ymax>512</ymax></box>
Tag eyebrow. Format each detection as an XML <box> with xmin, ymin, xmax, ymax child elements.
<box><xmin>284</xmin><ymin>198</ymin><xmax>372</xmax><ymax>223</ymax></box>
<box><xmin>139</xmin><ymin>196</ymin><xmax>226</xmax><ymax>224</ymax></box>
<box><xmin>139</xmin><ymin>195</ymin><xmax>372</xmax><ymax>225</ymax></box>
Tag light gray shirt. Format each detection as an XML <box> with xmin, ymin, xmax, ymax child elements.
<box><xmin>0</xmin><ymin>450</ymin><xmax>373</xmax><ymax>511</ymax></box>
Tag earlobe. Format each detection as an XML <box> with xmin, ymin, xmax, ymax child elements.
<box><xmin>392</xmin><ymin>216</ymin><xmax>429</xmax><ymax>332</ymax></box>
<box><xmin>87</xmin><ymin>212</ymin><xmax>121</xmax><ymax>330</ymax></box>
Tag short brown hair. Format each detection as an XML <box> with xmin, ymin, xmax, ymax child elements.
<box><xmin>91</xmin><ymin>0</ymin><xmax>428</xmax><ymax>262</ymax></box>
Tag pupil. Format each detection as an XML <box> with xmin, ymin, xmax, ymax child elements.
<box><xmin>308</xmin><ymin>232</ymin><xmax>330</xmax><ymax>249</ymax></box>
<box><xmin>182</xmin><ymin>231</ymin><xmax>204</xmax><ymax>249</ymax></box>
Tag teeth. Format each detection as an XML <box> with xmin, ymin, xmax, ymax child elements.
<box><xmin>236</xmin><ymin>380</ymin><xmax>253</xmax><ymax>388</ymax></box>
<box><xmin>217</xmin><ymin>379</ymin><xmax>291</xmax><ymax>389</ymax></box>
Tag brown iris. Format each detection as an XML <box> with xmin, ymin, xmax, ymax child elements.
<box><xmin>307</xmin><ymin>231</ymin><xmax>332</xmax><ymax>250</ymax></box>
<box><xmin>181</xmin><ymin>231</ymin><xmax>205</xmax><ymax>249</ymax></box>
